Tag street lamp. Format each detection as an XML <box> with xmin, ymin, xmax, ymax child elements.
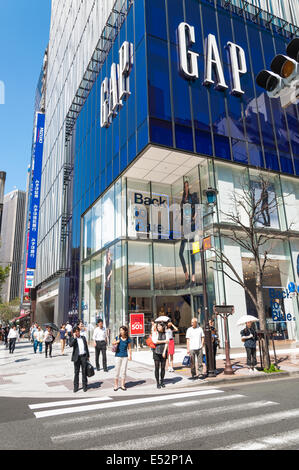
<box><xmin>202</xmin><ymin>186</ymin><xmax>218</xmax><ymax>377</ymax></box>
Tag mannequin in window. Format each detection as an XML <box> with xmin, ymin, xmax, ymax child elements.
<box><xmin>179</xmin><ymin>181</ymin><xmax>197</xmax><ymax>288</ymax></box>
<box><xmin>261</xmin><ymin>186</ymin><xmax>270</xmax><ymax>227</ymax></box>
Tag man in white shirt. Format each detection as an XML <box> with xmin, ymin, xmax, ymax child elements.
<box><xmin>65</xmin><ymin>322</ymin><xmax>73</xmax><ymax>346</ymax></box>
<box><xmin>93</xmin><ymin>319</ymin><xmax>108</xmax><ymax>372</ymax></box>
<box><xmin>8</xmin><ymin>325</ymin><xmax>19</xmax><ymax>354</ymax></box>
<box><xmin>186</xmin><ymin>318</ymin><xmax>205</xmax><ymax>380</ymax></box>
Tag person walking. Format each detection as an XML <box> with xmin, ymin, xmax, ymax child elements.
<box><xmin>112</xmin><ymin>326</ymin><xmax>132</xmax><ymax>391</ymax></box>
<box><xmin>8</xmin><ymin>325</ymin><xmax>19</xmax><ymax>354</ymax></box>
<box><xmin>30</xmin><ymin>323</ymin><xmax>39</xmax><ymax>344</ymax></box>
<box><xmin>174</xmin><ymin>306</ymin><xmax>181</xmax><ymax>327</ymax></box>
<box><xmin>33</xmin><ymin>326</ymin><xmax>44</xmax><ymax>354</ymax></box>
<box><xmin>166</xmin><ymin>307</ymin><xmax>173</xmax><ymax>323</ymax></box>
<box><xmin>4</xmin><ymin>325</ymin><xmax>9</xmax><ymax>349</ymax></box>
<box><xmin>69</xmin><ymin>326</ymin><xmax>90</xmax><ymax>393</ymax></box>
<box><xmin>209</xmin><ymin>318</ymin><xmax>219</xmax><ymax>372</ymax></box>
<box><xmin>44</xmin><ymin>327</ymin><xmax>55</xmax><ymax>358</ymax></box>
<box><xmin>59</xmin><ymin>324</ymin><xmax>67</xmax><ymax>355</ymax></box>
<box><xmin>65</xmin><ymin>321</ymin><xmax>72</xmax><ymax>346</ymax></box>
<box><xmin>241</xmin><ymin>321</ymin><xmax>258</xmax><ymax>372</ymax></box>
<box><xmin>152</xmin><ymin>323</ymin><xmax>169</xmax><ymax>389</ymax></box>
<box><xmin>93</xmin><ymin>319</ymin><xmax>108</xmax><ymax>372</ymax></box>
<box><xmin>186</xmin><ymin>318</ymin><xmax>205</xmax><ymax>380</ymax></box>
<box><xmin>166</xmin><ymin>320</ymin><xmax>178</xmax><ymax>372</ymax></box>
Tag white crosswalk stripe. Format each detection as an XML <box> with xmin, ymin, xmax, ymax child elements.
<box><xmin>42</xmin><ymin>393</ymin><xmax>245</xmax><ymax>428</ymax></box>
<box><xmin>219</xmin><ymin>429</ymin><xmax>299</xmax><ymax>450</ymax></box>
<box><xmin>29</xmin><ymin>396</ymin><xmax>112</xmax><ymax>410</ymax></box>
<box><xmin>92</xmin><ymin>405</ymin><xmax>299</xmax><ymax>450</ymax></box>
<box><xmin>50</xmin><ymin>400</ymin><xmax>277</xmax><ymax>445</ymax></box>
<box><xmin>31</xmin><ymin>389</ymin><xmax>224</xmax><ymax>419</ymax></box>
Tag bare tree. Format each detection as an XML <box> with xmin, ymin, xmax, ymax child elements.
<box><xmin>210</xmin><ymin>173</ymin><xmax>291</xmax><ymax>369</ymax></box>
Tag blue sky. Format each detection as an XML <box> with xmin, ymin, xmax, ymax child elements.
<box><xmin>0</xmin><ymin>1</ymin><xmax>51</xmax><ymax>194</ymax></box>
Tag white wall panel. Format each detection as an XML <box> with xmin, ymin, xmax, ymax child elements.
<box><xmin>36</xmin><ymin>0</ymin><xmax>115</xmax><ymax>285</ymax></box>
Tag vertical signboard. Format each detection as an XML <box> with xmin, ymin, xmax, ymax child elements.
<box><xmin>27</xmin><ymin>112</ymin><xmax>45</xmax><ymax>270</ymax></box>
<box><xmin>130</xmin><ymin>313</ymin><xmax>145</xmax><ymax>337</ymax></box>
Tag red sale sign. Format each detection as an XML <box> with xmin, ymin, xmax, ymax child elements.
<box><xmin>130</xmin><ymin>313</ymin><xmax>145</xmax><ymax>336</ymax></box>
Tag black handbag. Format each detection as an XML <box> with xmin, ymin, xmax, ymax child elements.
<box><xmin>86</xmin><ymin>360</ymin><xmax>95</xmax><ymax>378</ymax></box>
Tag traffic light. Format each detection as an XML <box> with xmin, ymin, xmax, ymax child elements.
<box><xmin>286</xmin><ymin>38</ymin><xmax>299</xmax><ymax>62</ymax></box>
<box><xmin>256</xmin><ymin>70</ymin><xmax>283</xmax><ymax>97</ymax></box>
<box><xmin>270</xmin><ymin>54</ymin><xmax>298</xmax><ymax>83</ymax></box>
<box><xmin>256</xmin><ymin>37</ymin><xmax>299</xmax><ymax>108</ymax></box>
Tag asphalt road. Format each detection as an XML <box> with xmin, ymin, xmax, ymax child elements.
<box><xmin>1</xmin><ymin>377</ymin><xmax>299</xmax><ymax>450</ymax></box>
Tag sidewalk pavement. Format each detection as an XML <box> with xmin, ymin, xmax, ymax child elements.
<box><xmin>1</xmin><ymin>339</ymin><xmax>299</xmax><ymax>398</ymax></box>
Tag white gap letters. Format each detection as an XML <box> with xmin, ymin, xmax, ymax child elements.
<box><xmin>178</xmin><ymin>22</ymin><xmax>199</xmax><ymax>79</ymax></box>
<box><xmin>178</xmin><ymin>22</ymin><xmax>247</xmax><ymax>95</ymax></box>
<box><xmin>101</xmin><ymin>41</ymin><xmax>134</xmax><ymax>128</ymax></box>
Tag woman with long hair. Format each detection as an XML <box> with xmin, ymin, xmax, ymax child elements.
<box><xmin>152</xmin><ymin>323</ymin><xmax>169</xmax><ymax>389</ymax></box>
<box><xmin>59</xmin><ymin>324</ymin><xmax>67</xmax><ymax>355</ymax></box>
<box><xmin>112</xmin><ymin>326</ymin><xmax>132</xmax><ymax>391</ymax></box>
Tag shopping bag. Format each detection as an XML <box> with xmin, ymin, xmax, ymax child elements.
<box><xmin>182</xmin><ymin>355</ymin><xmax>191</xmax><ymax>367</ymax></box>
<box><xmin>203</xmin><ymin>354</ymin><xmax>206</xmax><ymax>364</ymax></box>
<box><xmin>86</xmin><ymin>361</ymin><xmax>95</xmax><ymax>378</ymax></box>
<box><xmin>146</xmin><ymin>336</ymin><xmax>156</xmax><ymax>349</ymax></box>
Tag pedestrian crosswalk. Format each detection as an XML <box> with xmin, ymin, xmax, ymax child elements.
<box><xmin>31</xmin><ymin>389</ymin><xmax>224</xmax><ymax>419</ymax></box>
<box><xmin>27</xmin><ymin>387</ymin><xmax>299</xmax><ymax>450</ymax></box>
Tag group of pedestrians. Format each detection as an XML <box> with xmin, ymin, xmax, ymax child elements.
<box><xmin>70</xmin><ymin>316</ymin><xmax>219</xmax><ymax>392</ymax></box>
<box><xmin>29</xmin><ymin>323</ymin><xmax>56</xmax><ymax>357</ymax></box>
<box><xmin>69</xmin><ymin>318</ymin><xmax>132</xmax><ymax>393</ymax></box>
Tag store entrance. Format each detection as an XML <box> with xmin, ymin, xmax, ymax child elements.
<box><xmin>156</xmin><ymin>295</ymin><xmax>194</xmax><ymax>345</ymax></box>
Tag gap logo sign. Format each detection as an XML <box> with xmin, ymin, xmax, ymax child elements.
<box><xmin>178</xmin><ymin>22</ymin><xmax>247</xmax><ymax>95</ymax></box>
<box><xmin>100</xmin><ymin>41</ymin><xmax>134</xmax><ymax>128</ymax></box>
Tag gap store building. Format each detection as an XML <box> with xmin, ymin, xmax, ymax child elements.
<box><xmin>72</xmin><ymin>0</ymin><xmax>299</xmax><ymax>347</ymax></box>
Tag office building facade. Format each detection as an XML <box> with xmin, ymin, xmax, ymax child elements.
<box><xmin>0</xmin><ymin>190</ymin><xmax>26</xmax><ymax>303</ymax></box>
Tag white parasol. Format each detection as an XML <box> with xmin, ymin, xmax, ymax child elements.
<box><xmin>155</xmin><ymin>316</ymin><xmax>170</xmax><ymax>323</ymax></box>
<box><xmin>237</xmin><ymin>315</ymin><xmax>259</xmax><ymax>326</ymax></box>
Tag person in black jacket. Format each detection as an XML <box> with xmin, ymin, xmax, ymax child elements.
<box><xmin>241</xmin><ymin>321</ymin><xmax>258</xmax><ymax>372</ymax></box>
<box><xmin>69</xmin><ymin>326</ymin><xmax>90</xmax><ymax>392</ymax></box>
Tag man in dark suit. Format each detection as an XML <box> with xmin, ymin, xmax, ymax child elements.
<box><xmin>69</xmin><ymin>326</ymin><xmax>90</xmax><ymax>393</ymax></box>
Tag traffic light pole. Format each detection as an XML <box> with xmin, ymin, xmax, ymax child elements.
<box><xmin>201</xmin><ymin>246</ymin><xmax>216</xmax><ymax>377</ymax></box>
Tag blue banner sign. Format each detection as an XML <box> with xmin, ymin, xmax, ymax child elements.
<box><xmin>27</xmin><ymin>112</ymin><xmax>45</xmax><ymax>269</ymax></box>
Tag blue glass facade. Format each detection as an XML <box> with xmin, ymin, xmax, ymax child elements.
<box><xmin>71</xmin><ymin>0</ymin><xmax>299</xmax><ymax>318</ymax></box>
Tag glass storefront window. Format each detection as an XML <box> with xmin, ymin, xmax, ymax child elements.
<box><xmin>128</xmin><ymin>241</ymin><xmax>152</xmax><ymax>291</ymax></box>
<box><xmin>102</xmin><ymin>187</ymin><xmax>115</xmax><ymax>248</ymax></box>
<box><xmin>249</xmin><ymin>169</ymin><xmax>284</xmax><ymax>231</ymax></box>
<box><xmin>127</xmin><ymin>179</ymin><xmax>151</xmax><ymax>240</ymax></box>
<box><xmin>154</xmin><ymin>243</ymin><xmax>176</xmax><ymax>290</ymax></box>
<box><xmin>83</xmin><ymin>211</ymin><xmax>92</xmax><ymax>259</ymax></box>
<box><xmin>242</xmin><ymin>238</ymin><xmax>297</xmax><ymax>340</ymax></box>
<box><xmin>281</xmin><ymin>175</ymin><xmax>299</xmax><ymax>232</ymax></box>
<box><xmin>80</xmin><ymin>156</ymin><xmax>299</xmax><ymax>347</ymax></box>
<box><xmin>81</xmin><ymin>261</ymin><xmax>90</xmax><ymax>334</ymax></box>
<box><xmin>215</xmin><ymin>161</ymin><xmax>249</xmax><ymax>225</ymax></box>
<box><xmin>92</xmin><ymin>199</ymin><xmax>102</xmax><ymax>254</ymax></box>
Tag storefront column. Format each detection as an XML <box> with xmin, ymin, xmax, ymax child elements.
<box><xmin>221</xmin><ymin>239</ymin><xmax>247</xmax><ymax>348</ymax></box>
